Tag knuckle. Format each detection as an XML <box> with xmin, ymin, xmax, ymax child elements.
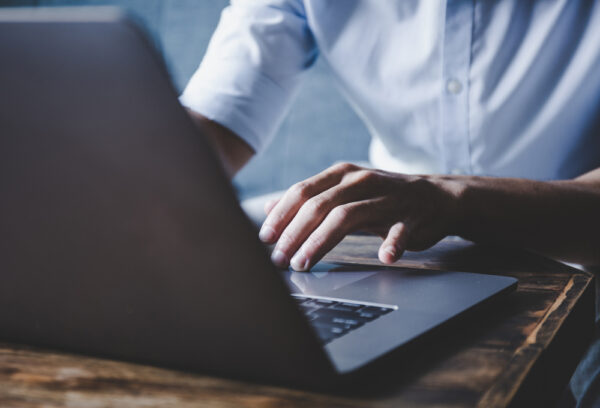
<box><xmin>346</xmin><ymin>169</ymin><xmax>376</xmax><ymax>185</ymax></box>
<box><xmin>278</xmin><ymin>232</ymin><xmax>294</xmax><ymax>248</ymax></box>
<box><xmin>289</xmin><ymin>182</ymin><xmax>310</xmax><ymax>200</ymax></box>
<box><xmin>331</xmin><ymin>162</ymin><xmax>357</xmax><ymax>173</ymax></box>
<box><xmin>356</xmin><ymin>170</ymin><xmax>370</xmax><ymax>182</ymax></box>
<box><xmin>304</xmin><ymin>234</ymin><xmax>324</xmax><ymax>251</ymax></box>
<box><xmin>302</xmin><ymin>197</ymin><xmax>327</xmax><ymax>217</ymax></box>
<box><xmin>408</xmin><ymin>176</ymin><xmax>433</xmax><ymax>192</ymax></box>
<box><xmin>330</xmin><ymin>204</ymin><xmax>352</xmax><ymax>223</ymax></box>
<box><xmin>267</xmin><ymin>205</ymin><xmax>287</xmax><ymax>224</ymax></box>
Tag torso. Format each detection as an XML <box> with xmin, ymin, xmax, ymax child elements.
<box><xmin>303</xmin><ymin>0</ymin><xmax>600</xmax><ymax>179</ymax></box>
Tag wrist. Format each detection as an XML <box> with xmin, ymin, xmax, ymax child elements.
<box><xmin>430</xmin><ymin>174</ymin><xmax>472</xmax><ymax>236</ymax></box>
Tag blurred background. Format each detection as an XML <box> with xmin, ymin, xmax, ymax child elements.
<box><xmin>0</xmin><ymin>0</ymin><xmax>371</xmax><ymax>200</ymax></box>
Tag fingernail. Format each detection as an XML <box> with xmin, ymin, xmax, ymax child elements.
<box><xmin>271</xmin><ymin>249</ymin><xmax>289</xmax><ymax>267</ymax></box>
<box><xmin>259</xmin><ymin>225</ymin><xmax>276</xmax><ymax>242</ymax></box>
<box><xmin>291</xmin><ymin>251</ymin><xmax>310</xmax><ymax>271</ymax></box>
<box><xmin>381</xmin><ymin>246</ymin><xmax>398</xmax><ymax>263</ymax></box>
<box><xmin>384</xmin><ymin>246</ymin><xmax>396</xmax><ymax>257</ymax></box>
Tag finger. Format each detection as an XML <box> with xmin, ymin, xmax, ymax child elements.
<box><xmin>378</xmin><ymin>221</ymin><xmax>411</xmax><ymax>264</ymax></box>
<box><xmin>263</xmin><ymin>198</ymin><xmax>280</xmax><ymax>215</ymax></box>
<box><xmin>273</xmin><ymin>182</ymin><xmax>371</xmax><ymax>269</ymax></box>
<box><xmin>260</xmin><ymin>163</ymin><xmax>356</xmax><ymax>247</ymax></box>
<box><xmin>290</xmin><ymin>202</ymin><xmax>368</xmax><ymax>271</ymax></box>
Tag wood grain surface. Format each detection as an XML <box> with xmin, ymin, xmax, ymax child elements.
<box><xmin>0</xmin><ymin>236</ymin><xmax>594</xmax><ymax>408</ymax></box>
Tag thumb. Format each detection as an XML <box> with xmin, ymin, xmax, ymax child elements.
<box><xmin>378</xmin><ymin>222</ymin><xmax>411</xmax><ymax>264</ymax></box>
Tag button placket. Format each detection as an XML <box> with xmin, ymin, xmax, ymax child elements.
<box><xmin>440</xmin><ymin>0</ymin><xmax>473</xmax><ymax>176</ymax></box>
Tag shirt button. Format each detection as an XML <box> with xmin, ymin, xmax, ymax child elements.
<box><xmin>446</xmin><ymin>78</ymin><xmax>463</xmax><ymax>95</ymax></box>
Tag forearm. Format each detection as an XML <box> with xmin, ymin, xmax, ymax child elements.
<box><xmin>453</xmin><ymin>168</ymin><xmax>600</xmax><ymax>265</ymax></box>
<box><xmin>186</xmin><ymin>109</ymin><xmax>254</xmax><ymax>178</ymax></box>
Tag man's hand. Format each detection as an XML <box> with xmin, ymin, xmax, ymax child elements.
<box><xmin>259</xmin><ymin>163</ymin><xmax>600</xmax><ymax>269</ymax></box>
<box><xmin>184</xmin><ymin>106</ymin><xmax>600</xmax><ymax>267</ymax></box>
<box><xmin>258</xmin><ymin>163</ymin><xmax>465</xmax><ymax>271</ymax></box>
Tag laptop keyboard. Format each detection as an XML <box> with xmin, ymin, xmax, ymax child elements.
<box><xmin>292</xmin><ymin>294</ymin><xmax>396</xmax><ymax>344</ymax></box>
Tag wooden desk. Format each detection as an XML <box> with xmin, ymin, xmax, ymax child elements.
<box><xmin>0</xmin><ymin>236</ymin><xmax>594</xmax><ymax>407</ymax></box>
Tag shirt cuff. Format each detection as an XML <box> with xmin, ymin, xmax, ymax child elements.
<box><xmin>179</xmin><ymin>60</ymin><xmax>297</xmax><ymax>153</ymax></box>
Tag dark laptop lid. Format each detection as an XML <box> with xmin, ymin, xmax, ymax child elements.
<box><xmin>0</xmin><ymin>7</ymin><xmax>334</xmax><ymax>387</ymax></box>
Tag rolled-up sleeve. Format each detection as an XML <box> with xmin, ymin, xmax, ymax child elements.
<box><xmin>180</xmin><ymin>0</ymin><xmax>318</xmax><ymax>153</ymax></box>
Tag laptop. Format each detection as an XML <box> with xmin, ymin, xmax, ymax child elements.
<box><xmin>0</xmin><ymin>7</ymin><xmax>517</xmax><ymax>389</ymax></box>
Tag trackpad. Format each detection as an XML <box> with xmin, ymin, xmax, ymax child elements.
<box><xmin>282</xmin><ymin>262</ymin><xmax>378</xmax><ymax>296</ymax></box>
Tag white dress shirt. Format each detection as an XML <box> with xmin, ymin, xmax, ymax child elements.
<box><xmin>180</xmin><ymin>0</ymin><xmax>600</xmax><ymax>180</ymax></box>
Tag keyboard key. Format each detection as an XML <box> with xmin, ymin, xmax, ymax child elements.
<box><xmin>312</xmin><ymin>315</ymin><xmax>361</xmax><ymax>329</ymax></box>
<box><xmin>312</xmin><ymin>308</ymin><xmax>370</xmax><ymax>322</ymax></box>
<box><xmin>312</xmin><ymin>321</ymin><xmax>348</xmax><ymax>336</ymax></box>
<box><xmin>331</xmin><ymin>317</ymin><xmax>363</xmax><ymax>328</ymax></box>
<box><xmin>302</xmin><ymin>301</ymin><xmax>324</xmax><ymax>309</ymax></box>
<box><xmin>328</xmin><ymin>304</ymin><xmax>357</xmax><ymax>312</ymax></box>
<box><xmin>305</xmin><ymin>313</ymin><xmax>319</xmax><ymax>322</ymax></box>
<box><xmin>339</xmin><ymin>302</ymin><xmax>362</xmax><ymax>310</ymax></box>
<box><xmin>361</xmin><ymin>306</ymin><xmax>394</xmax><ymax>315</ymax></box>
<box><xmin>299</xmin><ymin>304</ymin><xmax>320</xmax><ymax>314</ymax></box>
<box><xmin>314</xmin><ymin>326</ymin><xmax>337</xmax><ymax>344</ymax></box>
<box><xmin>314</xmin><ymin>299</ymin><xmax>336</xmax><ymax>306</ymax></box>
<box><xmin>357</xmin><ymin>312</ymin><xmax>378</xmax><ymax>321</ymax></box>
<box><xmin>293</xmin><ymin>295</ymin><xmax>396</xmax><ymax>343</ymax></box>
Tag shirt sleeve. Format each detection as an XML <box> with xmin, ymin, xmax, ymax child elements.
<box><xmin>179</xmin><ymin>0</ymin><xmax>318</xmax><ymax>153</ymax></box>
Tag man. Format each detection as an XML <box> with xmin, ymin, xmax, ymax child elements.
<box><xmin>180</xmin><ymin>0</ymin><xmax>600</xmax><ymax>273</ymax></box>
<box><xmin>180</xmin><ymin>1</ymin><xmax>599</xmax><ymax>404</ymax></box>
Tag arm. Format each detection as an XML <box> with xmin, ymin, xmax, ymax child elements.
<box><xmin>179</xmin><ymin>1</ymin><xmax>317</xmax><ymax>178</ymax></box>
<box><xmin>186</xmin><ymin>109</ymin><xmax>254</xmax><ymax>178</ymax></box>
<box><xmin>457</xmin><ymin>168</ymin><xmax>600</xmax><ymax>265</ymax></box>
<box><xmin>258</xmin><ymin>163</ymin><xmax>600</xmax><ymax>271</ymax></box>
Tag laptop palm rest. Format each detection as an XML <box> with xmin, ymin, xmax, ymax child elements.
<box><xmin>282</xmin><ymin>263</ymin><xmax>517</xmax><ymax>373</ymax></box>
